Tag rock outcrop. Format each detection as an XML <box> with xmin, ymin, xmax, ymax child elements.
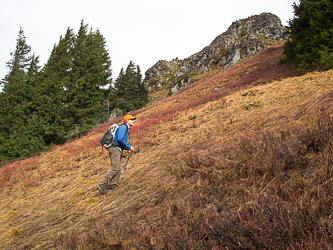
<box><xmin>144</xmin><ymin>13</ymin><xmax>288</xmax><ymax>96</ymax></box>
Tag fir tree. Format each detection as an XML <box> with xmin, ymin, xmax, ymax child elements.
<box><xmin>26</xmin><ymin>55</ymin><xmax>41</xmax><ymax>104</ymax></box>
<box><xmin>111</xmin><ymin>68</ymin><xmax>125</xmax><ymax>111</ymax></box>
<box><xmin>135</xmin><ymin>64</ymin><xmax>149</xmax><ymax>108</ymax></box>
<box><xmin>0</xmin><ymin>28</ymin><xmax>45</xmax><ymax>161</ymax></box>
<box><xmin>0</xmin><ymin>27</ymin><xmax>31</xmax><ymax>134</ymax></box>
<box><xmin>1</xmin><ymin>27</ymin><xmax>32</xmax><ymax>87</ymax></box>
<box><xmin>112</xmin><ymin>61</ymin><xmax>149</xmax><ymax>114</ymax></box>
<box><xmin>35</xmin><ymin>27</ymin><xmax>75</xmax><ymax>144</ymax></box>
<box><xmin>67</xmin><ymin>21</ymin><xmax>112</xmax><ymax>135</ymax></box>
<box><xmin>0</xmin><ymin>23</ymin><xmax>114</xmax><ymax>161</ymax></box>
<box><xmin>282</xmin><ymin>0</ymin><xmax>333</xmax><ymax>70</ymax></box>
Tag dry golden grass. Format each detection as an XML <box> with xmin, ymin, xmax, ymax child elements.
<box><xmin>1</xmin><ymin>45</ymin><xmax>333</xmax><ymax>249</ymax></box>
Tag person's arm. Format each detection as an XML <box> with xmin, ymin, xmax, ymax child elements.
<box><xmin>117</xmin><ymin>125</ymin><xmax>132</xmax><ymax>150</ymax></box>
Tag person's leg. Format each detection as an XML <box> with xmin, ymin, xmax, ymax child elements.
<box><xmin>98</xmin><ymin>147</ymin><xmax>121</xmax><ymax>191</ymax></box>
<box><xmin>107</xmin><ymin>148</ymin><xmax>122</xmax><ymax>189</ymax></box>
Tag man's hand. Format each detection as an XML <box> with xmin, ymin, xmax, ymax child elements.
<box><xmin>129</xmin><ymin>146</ymin><xmax>135</xmax><ymax>152</ymax></box>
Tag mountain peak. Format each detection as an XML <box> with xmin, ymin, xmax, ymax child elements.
<box><xmin>144</xmin><ymin>13</ymin><xmax>287</xmax><ymax>97</ymax></box>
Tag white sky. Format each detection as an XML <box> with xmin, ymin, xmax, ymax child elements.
<box><xmin>0</xmin><ymin>0</ymin><xmax>298</xmax><ymax>87</ymax></box>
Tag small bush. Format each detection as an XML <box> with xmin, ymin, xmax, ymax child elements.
<box><xmin>188</xmin><ymin>115</ymin><xmax>197</xmax><ymax>120</ymax></box>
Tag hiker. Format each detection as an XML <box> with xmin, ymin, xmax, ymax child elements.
<box><xmin>96</xmin><ymin>115</ymin><xmax>136</xmax><ymax>194</ymax></box>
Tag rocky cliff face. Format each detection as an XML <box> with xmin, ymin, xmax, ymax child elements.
<box><xmin>144</xmin><ymin>13</ymin><xmax>287</xmax><ymax>97</ymax></box>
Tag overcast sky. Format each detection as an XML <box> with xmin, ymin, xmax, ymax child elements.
<box><xmin>0</xmin><ymin>0</ymin><xmax>298</xmax><ymax>87</ymax></box>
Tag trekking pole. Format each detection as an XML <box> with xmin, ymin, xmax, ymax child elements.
<box><xmin>121</xmin><ymin>151</ymin><xmax>133</xmax><ymax>174</ymax></box>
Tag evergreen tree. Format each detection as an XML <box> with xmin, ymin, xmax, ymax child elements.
<box><xmin>1</xmin><ymin>27</ymin><xmax>32</xmax><ymax>87</ymax></box>
<box><xmin>112</xmin><ymin>61</ymin><xmax>149</xmax><ymax>114</ymax></box>
<box><xmin>35</xmin><ymin>22</ymin><xmax>112</xmax><ymax>142</ymax></box>
<box><xmin>26</xmin><ymin>55</ymin><xmax>41</xmax><ymax>104</ymax></box>
<box><xmin>34</xmin><ymin>27</ymin><xmax>75</xmax><ymax>144</ymax></box>
<box><xmin>282</xmin><ymin>0</ymin><xmax>333</xmax><ymax>70</ymax></box>
<box><xmin>67</xmin><ymin>21</ymin><xmax>112</xmax><ymax>135</ymax></box>
<box><xmin>113</xmin><ymin>67</ymin><xmax>130</xmax><ymax>112</ymax></box>
<box><xmin>111</xmin><ymin>68</ymin><xmax>125</xmax><ymax>111</ymax></box>
<box><xmin>0</xmin><ymin>23</ymin><xmax>113</xmax><ymax>161</ymax></box>
<box><xmin>135</xmin><ymin>64</ymin><xmax>149</xmax><ymax>108</ymax></box>
<box><xmin>0</xmin><ymin>28</ymin><xmax>45</xmax><ymax>161</ymax></box>
<box><xmin>124</xmin><ymin>60</ymin><xmax>139</xmax><ymax>110</ymax></box>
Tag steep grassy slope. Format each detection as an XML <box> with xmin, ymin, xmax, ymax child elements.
<box><xmin>1</xmin><ymin>45</ymin><xmax>333</xmax><ymax>249</ymax></box>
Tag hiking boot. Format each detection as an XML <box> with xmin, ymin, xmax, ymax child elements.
<box><xmin>96</xmin><ymin>184</ymin><xmax>106</xmax><ymax>194</ymax></box>
<box><xmin>107</xmin><ymin>188</ymin><xmax>117</xmax><ymax>192</ymax></box>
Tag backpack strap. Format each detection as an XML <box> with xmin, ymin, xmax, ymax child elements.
<box><xmin>112</xmin><ymin>124</ymin><xmax>129</xmax><ymax>147</ymax></box>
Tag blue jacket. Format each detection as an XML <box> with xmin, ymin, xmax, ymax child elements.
<box><xmin>112</xmin><ymin>124</ymin><xmax>131</xmax><ymax>150</ymax></box>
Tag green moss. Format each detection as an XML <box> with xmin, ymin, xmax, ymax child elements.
<box><xmin>175</xmin><ymin>73</ymin><xmax>193</xmax><ymax>84</ymax></box>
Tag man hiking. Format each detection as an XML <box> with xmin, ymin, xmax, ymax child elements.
<box><xmin>96</xmin><ymin>115</ymin><xmax>136</xmax><ymax>194</ymax></box>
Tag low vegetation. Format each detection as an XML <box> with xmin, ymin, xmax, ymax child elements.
<box><xmin>1</xmin><ymin>45</ymin><xmax>333</xmax><ymax>249</ymax></box>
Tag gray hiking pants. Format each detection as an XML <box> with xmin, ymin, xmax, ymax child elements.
<box><xmin>98</xmin><ymin>147</ymin><xmax>122</xmax><ymax>190</ymax></box>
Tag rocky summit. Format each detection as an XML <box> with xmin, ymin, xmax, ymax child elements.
<box><xmin>144</xmin><ymin>12</ymin><xmax>287</xmax><ymax>97</ymax></box>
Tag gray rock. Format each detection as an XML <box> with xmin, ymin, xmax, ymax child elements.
<box><xmin>145</xmin><ymin>13</ymin><xmax>287</xmax><ymax>96</ymax></box>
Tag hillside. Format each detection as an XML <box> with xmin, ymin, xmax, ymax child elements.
<box><xmin>1</xmin><ymin>45</ymin><xmax>333</xmax><ymax>249</ymax></box>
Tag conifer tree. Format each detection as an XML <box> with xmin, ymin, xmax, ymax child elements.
<box><xmin>0</xmin><ymin>23</ymin><xmax>113</xmax><ymax>161</ymax></box>
<box><xmin>113</xmin><ymin>67</ymin><xmax>130</xmax><ymax>112</ymax></box>
<box><xmin>67</xmin><ymin>21</ymin><xmax>112</xmax><ymax>134</ymax></box>
<box><xmin>111</xmin><ymin>68</ymin><xmax>125</xmax><ymax>111</ymax></box>
<box><xmin>135</xmin><ymin>64</ymin><xmax>149</xmax><ymax>108</ymax></box>
<box><xmin>282</xmin><ymin>0</ymin><xmax>333</xmax><ymax>70</ymax></box>
<box><xmin>1</xmin><ymin>27</ymin><xmax>32</xmax><ymax>88</ymax></box>
<box><xmin>111</xmin><ymin>61</ymin><xmax>149</xmax><ymax>114</ymax></box>
<box><xmin>0</xmin><ymin>28</ymin><xmax>45</xmax><ymax>160</ymax></box>
<box><xmin>34</xmin><ymin>27</ymin><xmax>75</xmax><ymax>144</ymax></box>
<box><xmin>26</xmin><ymin>55</ymin><xmax>41</xmax><ymax>103</ymax></box>
<box><xmin>125</xmin><ymin>60</ymin><xmax>139</xmax><ymax>110</ymax></box>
